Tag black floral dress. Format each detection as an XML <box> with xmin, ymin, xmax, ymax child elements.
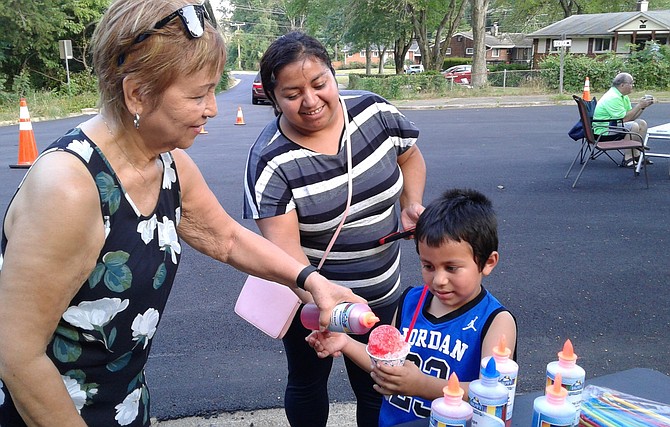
<box><xmin>0</xmin><ymin>127</ymin><xmax>182</xmax><ymax>426</ymax></box>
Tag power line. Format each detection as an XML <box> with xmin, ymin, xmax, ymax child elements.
<box><xmin>232</xmin><ymin>5</ymin><xmax>286</xmax><ymax>15</ymax></box>
<box><xmin>221</xmin><ymin>20</ymin><xmax>296</xmax><ymax>30</ymax></box>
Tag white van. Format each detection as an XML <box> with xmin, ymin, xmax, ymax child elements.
<box><xmin>406</xmin><ymin>64</ymin><xmax>425</xmax><ymax>74</ymax></box>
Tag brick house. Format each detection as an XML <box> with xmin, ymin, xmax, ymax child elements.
<box><xmin>446</xmin><ymin>26</ymin><xmax>533</xmax><ymax>65</ymax></box>
<box><xmin>331</xmin><ymin>40</ymin><xmax>422</xmax><ymax>70</ymax></box>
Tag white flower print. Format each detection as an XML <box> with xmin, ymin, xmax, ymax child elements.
<box><xmin>66</xmin><ymin>139</ymin><xmax>94</xmax><ymax>163</ymax></box>
<box><xmin>161</xmin><ymin>153</ymin><xmax>176</xmax><ymax>190</ymax></box>
<box><xmin>103</xmin><ymin>215</ymin><xmax>111</xmax><ymax>239</ymax></box>
<box><xmin>0</xmin><ymin>379</ymin><xmax>5</xmax><ymax>405</ymax></box>
<box><xmin>137</xmin><ymin>214</ymin><xmax>158</xmax><ymax>244</ymax></box>
<box><xmin>115</xmin><ymin>388</ymin><xmax>141</xmax><ymax>426</ymax></box>
<box><xmin>157</xmin><ymin>216</ymin><xmax>181</xmax><ymax>264</ymax></box>
<box><xmin>175</xmin><ymin>206</ymin><xmax>181</xmax><ymax>226</ymax></box>
<box><xmin>62</xmin><ymin>298</ymin><xmax>130</xmax><ymax>330</ymax></box>
<box><xmin>62</xmin><ymin>375</ymin><xmax>87</xmax><ymax>413</ymax></box>
<box><xmin>131</xmin><ymin>308</ymin><xmax>160</xmax><ymax>349</ymax></box>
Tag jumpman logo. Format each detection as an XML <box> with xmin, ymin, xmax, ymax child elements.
<box><xmin>462</xmin><ymin>316</ymin><xmax>479</xmax><ymax>331</ymax></box>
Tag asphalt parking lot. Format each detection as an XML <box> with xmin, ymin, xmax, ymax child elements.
<box><xmin>1</xmin><ymin>79</ymin><xmax>669</xmax><ymax>426</ymax></box>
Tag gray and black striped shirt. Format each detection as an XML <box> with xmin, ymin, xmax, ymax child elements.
<box><xmin>243</xmin><ymin>91</ymin><xmax>419</xmax><ymax>308</ymax></box>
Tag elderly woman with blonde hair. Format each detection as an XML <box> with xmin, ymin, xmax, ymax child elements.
<box><xmin>0</xmin><ymin>1</ymin><xmax>361</xmax><ymax>426</ymax></box>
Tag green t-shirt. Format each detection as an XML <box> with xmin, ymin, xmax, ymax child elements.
<box><xmin>592</xmin><ymin>86</ymin><xmax>632</xmax><ymax>135</ymax></box>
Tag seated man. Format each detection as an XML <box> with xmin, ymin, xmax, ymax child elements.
<box><xmin>592</xmin><ymin>72</ymin><xmax>655</xmax><ymax>167</ymax></box>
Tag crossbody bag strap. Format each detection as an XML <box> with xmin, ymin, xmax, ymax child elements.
<box><xmin>317</xmin><ymin>96</ymin><xmax>353</xmax><ymax>271</ymax></box>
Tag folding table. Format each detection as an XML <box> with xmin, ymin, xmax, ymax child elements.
<box><xmin>637</xmin><ymin>122</ymin><xmax>670</xmax><ymax>176</ymax></box>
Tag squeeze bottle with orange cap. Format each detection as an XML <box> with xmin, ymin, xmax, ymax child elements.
<box><xmin>300</xmin><ymin>302</ymin><xmax>379</xmax><ymax>334</ymax></box>
<box><xmin>480</xmin><ymin>334</ymin><xmax>518</xmax><ymax>427</ymax></box>
<box><xmin>546</xmin><ymin>339</ymin><xmax>585</xmax><ymax>426</ymax></box>
<box><xmin>429</xmin><ymin>373</ymin><xmax>473</xmax><ymax>427</ymax></box>
<box><xmin>532</xmin><ymin>373</ymin><xmax>577</xmax><ymax>426</ymax></box>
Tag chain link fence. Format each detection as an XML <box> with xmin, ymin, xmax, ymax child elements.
<box><xmin>487</xmin><ymin>69</ymin><xmax>544</xmax><ymax>88</ymax></box>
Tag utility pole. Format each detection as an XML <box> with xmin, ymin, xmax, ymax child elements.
<box><xmin>230</xmin><ymin>22</ymin><xmax>246</xmax><ymax>70</ymax></box>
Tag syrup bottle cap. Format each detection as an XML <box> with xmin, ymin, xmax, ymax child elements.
<box><xmin>558</xmin><ymin>339</ymin><xmax>578</xmax><ymax>362</ymax></box>
<box><xmin>481</xmin><ymin>356</ymin><xmax>500</xmax><ymax>379</ymax></box>
<box><xmin>546</xmin><ymin>372</ymin><xmax>568</xmax><ymax>399</ymax></box>
<box><xmin>443</xmin><ymin>372</ymin><xmax>465</xmax><ymax>399</ymax></box>
<box><xmin>493</xmin><ymin>334</ymin><xmax>511</xmax><ymax>359</ymax></box>
<box><xmin>359</xmin><ymin>311</ymin><xmax>380</xmax><ymax>328</ymax></box>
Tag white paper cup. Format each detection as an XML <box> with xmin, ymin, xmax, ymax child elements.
<box><xmin>366</xmin><ymin>343</ymin><xmax>410</xmax><ymax>367</ymax></box>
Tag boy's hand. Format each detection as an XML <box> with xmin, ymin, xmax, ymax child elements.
<box><xmin>305</xmin><ymin>331</ymin><xmax>346</xmax><ymax>358</ymax></box>
<box><xmin>370</xmin><ymin>360</ymin><xmax>423</xmax><ymax>397</ymax></box>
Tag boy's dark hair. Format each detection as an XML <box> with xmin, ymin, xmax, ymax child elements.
<box><xmin>259</xmin><ymin>31</ymin><xmax>336</xmax><ymax>116</ymax></box>
<box><xmin>415</xmin><ymin>188</ymin><xmax>498</xmax><ymax>271</ymax></box>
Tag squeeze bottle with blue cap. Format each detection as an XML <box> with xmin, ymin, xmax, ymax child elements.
<box><xmin>480</xmin><ymin>334</ymin><xmax>518</xmax><ymax>427</ymax></box>
<box><xmin>532</xmin><ymin>373</ymin><xmax>576</xmax><ymax>427</ymax></box>
<box><xmin>468</xmin><ymin>357</ymin><xmax>508</xmax><ymax>425</ymax></box>
<box><xmin>300</xmin><ymin>302</ymin><xmax>379</xmax><ymax>334</ymax></box>
<box><xmin>546</xmin><ymin>339</ymin><xmax>585</xmax><ymax>426</ymax></box>
<box><xmin>429</xmin><ymin>372</ymin><xmax>473</xmax><ymax>427</ymax></box>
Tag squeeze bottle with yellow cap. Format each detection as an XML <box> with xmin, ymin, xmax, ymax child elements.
<box><xmin>532</xmin><ymin>373</ymin><xmax>576</xmax><ymax>426</ymax></box>
<box><xmin>429</xmin><ymin>372</ymin><xmax>473</xmax><ymax>427</ymax></box>
<box><xmin>300</xmin><ymin>302</ymin><xmax>379</xmax><ymax>334</ymax></box>
<box><xmin>546</xmin><ymin>339</ymin><xmax>585</xmax><ymax>426</ymax></box>
<box><xmin>480</xmin><ymin>334</ymin><xmax>518</xmax><ymax>427</ymax></box>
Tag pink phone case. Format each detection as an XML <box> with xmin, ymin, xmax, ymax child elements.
<box><xmin>234</xmin><ymin>276</ymin><xmax>301</xmax><ymax>339</ymax></box>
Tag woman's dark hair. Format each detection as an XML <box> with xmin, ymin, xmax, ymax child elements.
<box><xmin>415</xmin><ymin>188</ymin><xmax>498</xmax><ymax>272</ymax></box>
<box><xmin>259</xmin><ymin>31</ymin><xmax>335</xmax><ymax>116</ymax></box>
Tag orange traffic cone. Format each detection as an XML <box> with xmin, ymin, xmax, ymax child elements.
<box><xmin>582</xmin><ymin>77</ymin><xmax>591</xmax><ymax>101</ymax></box>
<box><xmin>10</xmin><ymin>98</ymin><xmax>39</xmax><ymax>169</ymax></box>
<box><xmin>199</xmin><ymin>125</ymin><xmax>208</xmax><ymax>134</ymax></box>
<box><xmin>235</xmin><ymin>106</ymin><xmax>245</xmax><ymax>125</ymax></box>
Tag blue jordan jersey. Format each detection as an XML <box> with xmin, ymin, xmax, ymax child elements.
<box><xmin>378</xmin><ymin>285</ymin><xmax>514</xmax><ymax>427</ymax></box>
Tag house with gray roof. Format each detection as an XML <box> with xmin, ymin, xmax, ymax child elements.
<box><xmin>528</xmin><ymin>0</ymin><xmax>670</xmax><ymax>67</ymax></box>
<box><xmin>448</xmin><ymin>27</ymin><xmax>533</xmax><ymax>65</ymax></box>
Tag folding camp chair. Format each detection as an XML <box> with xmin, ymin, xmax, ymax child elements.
<box><xmin>566</xmin><ymin>95</ymin><xmax>648</xmax><ymax>188</ymax></box>
<box><xmin>566</xmin><ymin>96</ymin><xmax>597</xmax><ymax>176</ymax></box>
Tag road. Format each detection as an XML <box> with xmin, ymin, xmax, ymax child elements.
<box><xmin>0</xmin><ymin>73</ymin><xmax>669</xmax><ymax>422</ymax></box>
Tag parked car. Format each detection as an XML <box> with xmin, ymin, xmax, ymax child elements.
<box><xmin>251</xmin><ymin>72</ymin><xmax>268</xmax><ymax>105</ymax></box>
<box><xmin>441</xmin><ymin>65</ymin><xmax>472</xmax><ymax>85</ymax></box>
<box><xmin>405</xmin><ymin>64</ymin><xmax>425</xmax><ymax>74</ymax></box>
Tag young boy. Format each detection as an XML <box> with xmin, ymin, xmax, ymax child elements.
<box><xmin>307</xmin><ymin>188</ymin><xmax>517</xmax><ymax>427</ymax></box>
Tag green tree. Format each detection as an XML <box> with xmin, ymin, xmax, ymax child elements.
<box><xmin>226</xmin><ymin>0</ymin><xmax>293</xmax><ymax>70</ymax></box>
<box><xmin>408</xmin><ymin>0</ymin><xmax>470</xmax><ymax>71</ymax></box>
<box><xmin>0</xmin><ymin>0</ymin><xmax>69</xmax><ymax>91</ymax></box>
<box><xmin>343</xmin><ymin>0</ymin><xmax>401</xmax><ymax>74</ymax></box>
<box><xmin>0</xmin><ymin>0</ymin><xmax>107</xmax><ymax>92</ymax></box>
<box><xmin>62</xmin><ymin>0</ymin><xmax>108</xmax><ymax>71</ymax></box>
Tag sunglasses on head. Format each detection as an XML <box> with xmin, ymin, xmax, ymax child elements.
<box><xmin>118</xmin><ymin>4</ymin><xmax>213</xmax><ymax>66</ymax></box>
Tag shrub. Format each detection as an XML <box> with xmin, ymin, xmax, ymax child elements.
<box><xmin>538</xmin><ymin>43</ymin><xmax>670</xmax><ymax>92</ymax></box>
<box><xmin>337</xmin><ymin>62</ymin><xmax>366</xmax><ymax>70</ymax></box>
<box><xmin>442</xmin><ymin>57</ymin><xmax>471</xmax><ymax>70</ymax></box>
<box><xmin>348</xmin><ymin>72</ymin><xmax>447</xmax><ymax>99</ymax></box>
<box><xmin>488</xmin><ymin>63</ymin><xmax>530</xmax><ymax>72</ymax></box>
<box><xmin>0</xmin><ymin>76</ymin><xmax>12</xmax><ymax>105</ymax></box>
<box><xmin>11</xmin><ymin>70</ymin><xmax>33</xmax><ymax>99</ymax></box>
<box><xmin>58</xmin><ymin>71</ymin><xmax>98</xmax><ymax>96</ymax></box>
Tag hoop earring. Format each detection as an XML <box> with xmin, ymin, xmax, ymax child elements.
<box><xmin>133</xmin><ymin>112</ymin><xmax>140</xmax><ymax>129</ymax></box>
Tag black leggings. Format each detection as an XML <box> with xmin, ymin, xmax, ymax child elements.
<box><xmin>282</xmin><ymin>302</ymin><xmax>398</xmax><ymax>427</ymax></box>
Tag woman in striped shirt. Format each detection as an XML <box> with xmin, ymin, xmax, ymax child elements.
<box><xmin>243</xmin><ymin>31</ymin><xmax>426</xmax><ymax>427</ymax></box>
